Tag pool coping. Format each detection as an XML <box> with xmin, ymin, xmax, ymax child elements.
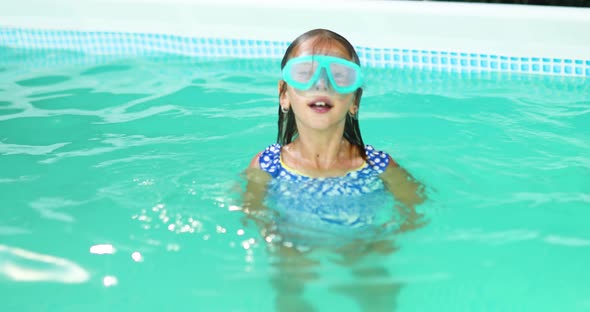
<box><xmin>1</xmin><ymin>0</ymin><xmax>589</xmax><ymax>77</ymax></box>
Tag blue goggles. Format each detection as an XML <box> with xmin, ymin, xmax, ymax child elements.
<box><xmin>282</xmin><ymin>55</ymin><xmax>364</xmax><ymax>94</ymax></box>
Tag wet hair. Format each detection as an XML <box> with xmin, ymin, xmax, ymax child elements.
<box><xmin>277</xmin><ymin>28</ymin><xmax>366</xmax><ymax>160</ymax></box>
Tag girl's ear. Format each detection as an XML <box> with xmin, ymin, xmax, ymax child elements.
<box><xmin>350</xmin><ymin>88</ymin><xmax>362</xmax><ymax>114</ymax></box>
<box><xmin>278</xmin><ymin>80</ymin><xmax>289</xmax><ymax>109</ymax></box>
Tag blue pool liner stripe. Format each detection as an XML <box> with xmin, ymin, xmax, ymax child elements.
<box><xmin>1</xmin><ymin>27</ymin><xmax>589</xmax><ymax>77</ymax></box>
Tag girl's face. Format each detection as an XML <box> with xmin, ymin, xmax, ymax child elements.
<box><xmin>279</xmin><ymin>39</ymin><xmax>358</xmax><ymax>132</ymax></box>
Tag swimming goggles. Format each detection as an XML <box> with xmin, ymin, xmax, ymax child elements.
<box><xmin>282</xmin><ymin>55</ymin><xmax>364</xmax><ymax>94</ymax></box>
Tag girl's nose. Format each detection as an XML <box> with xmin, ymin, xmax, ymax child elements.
<box><xmin>313</xmin><ymin>68</ymin><xmax>332</xmax><ymax>91</ymax></box>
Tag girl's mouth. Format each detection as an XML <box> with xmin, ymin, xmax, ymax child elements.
<box><xmin>308</xmin><ymin>98</ymin><xmax>333</xmax><ymax>113</ymax></box>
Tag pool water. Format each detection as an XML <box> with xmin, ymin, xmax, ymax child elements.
<box><xmin>1</xmin><ymin>47</ymin><xmax>589</xmax><ymax>312</ymax></box>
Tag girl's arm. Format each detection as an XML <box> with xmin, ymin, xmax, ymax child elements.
<box><xmin>380</xmin><ymin>155</ymin><xmax>425</xmax><ymax>207</ymax></box>
<box><xmin>242</xmin><ymin>153</ymin><xmax>272</xmax><ymax>228</ymax></box>
<box><xmin>380</xmin><ymin>155</ymin><xmax>428</xmax><ymax>232</ymax></box>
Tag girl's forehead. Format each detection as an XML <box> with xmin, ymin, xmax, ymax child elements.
<box><xmin>291</xmin><ymin>39</ymin><xmax>350</xmax><ymax>59</ymax></box>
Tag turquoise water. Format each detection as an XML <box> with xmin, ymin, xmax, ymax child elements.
<box><xmin>1</xmin><ymin>46</ymin><xmax>589</xmax><ymax>311</ymax></box>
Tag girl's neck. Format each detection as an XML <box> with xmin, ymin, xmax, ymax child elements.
<box><xmin>296</xmin><ymin>137</ymin><xmax>344</xmax><ymax>165</ymax></box>
<box><xmin>288</xmin><ymin>128</ymin><xmax>356</xmax><ymax>171</ymax></box>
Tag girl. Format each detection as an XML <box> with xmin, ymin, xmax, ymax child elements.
<box><xmin>242</xmin><ymin>29</ymin><xmax>427</xmax><ymax>312</ymax></box>
<box><xmin>245</xmin><ymin>28</ymin><xmax>425</xmax><ymax>239</ymax></box>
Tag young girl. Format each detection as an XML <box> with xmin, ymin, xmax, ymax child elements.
<box><xmin>245</xmin><ymin>28</ymin><xmax>425</xmax><ymax>240</ymax></box>
<box><xmin>243</xmin><ymin>28</ymin><xmax>427</xmax><ymax>312</ymax></box>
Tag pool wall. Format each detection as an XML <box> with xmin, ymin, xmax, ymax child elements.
<box><xmin>1</xmin><ymin>0</ymin><xmax>589</xmax><ymax>76</ymax></box>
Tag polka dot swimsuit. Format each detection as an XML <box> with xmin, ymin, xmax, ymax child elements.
<box><xmin>259</xmin><ymin>144</ymin><xmax>394</xmax><ymax>231</ymax></box>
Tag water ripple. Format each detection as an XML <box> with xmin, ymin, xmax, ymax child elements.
<box><xmin>0</xmin><ymin>226</ymin><xmax>31</xmax><ymax>235</ymax></box>
<box><xmin>30</xmin><ymin>197</ymin><xmax>87</xmax><ymax>223</ymax></box>
<box><xmin>39</xmin><ymin>134</ymin><xmax>194</xmax><ymax>164</ymax></box>
<box><xmin>0</xmin><ymin>176</ymin><xmax>38</xmax><ymax>183</ymax></box>
<box><xmin>201</xmin><ymin>106</ymin><xmax>273</xmax><ymax>118</ymax></box>
<box><xmin>100</xmin><ymin>104</ymin><xmax>190</xmax><ymax>123</ymax></box>
<box><xmin>15</xmin><ymin>75</ymin><xmax>71</xmax><ymax>87</ymax></box>
<box><xmin>477</xmin><ymin>192</ymin><xmax>590</xmax><ymax>208</ymax></box>
<box><xmin>507</xmin><ymin>128</ymin><xmax>590</xmax><ymax>149</ymax></box>
<box><xmin>544</xmin><ymin>235</ymin><xmax>590</xmax><ymax>247</ymax></box>
<box><xmin>0</xmin><ymin>142</ymin><xmax>69</xmax><ymax>155</ymax></box>
<box><xmin>443</xmin><ymin>229</ymin><xmax>540</xmax><ymax>244</ymax></box>
<box><xmin>94</xmin><ymin>154</ymin><xmax>178</xmax><ymax>168</ymax></box>
<box><xmin>80</xmin><ymin>64</ymin><xmax>132</xmax><ymax>76</ymax></box>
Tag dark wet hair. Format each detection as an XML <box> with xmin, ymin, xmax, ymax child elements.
<box><xmin>277</xmin><ymin>28</ymin><xmax>366</xmax><ymax>160</ymax></box>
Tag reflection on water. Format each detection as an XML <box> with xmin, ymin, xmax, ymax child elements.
<box><xmin>235</xmin><ymin>168</ymin><xmax>428</xmax><ymax>312</ymax></box>
<box><xmin>0</xmin><ymin>244</ymin><xmax>89</xmax><ymax>283</ymax></box>
<box><xmin>266</xmin><ymin>238</ymin><xmax>405</xmax><ymax>312</ymax></box>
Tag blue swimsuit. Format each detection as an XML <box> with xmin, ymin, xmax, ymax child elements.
<box><xmin>258</xmin><ymin>144</ymin><xmax>395</xmax><ymax>245</ymax></box>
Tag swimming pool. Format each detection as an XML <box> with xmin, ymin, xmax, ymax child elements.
<box><xmin>1</xmin><ymin>1</ymin><xmax>590</xmax><ymax>311</ymax></box>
